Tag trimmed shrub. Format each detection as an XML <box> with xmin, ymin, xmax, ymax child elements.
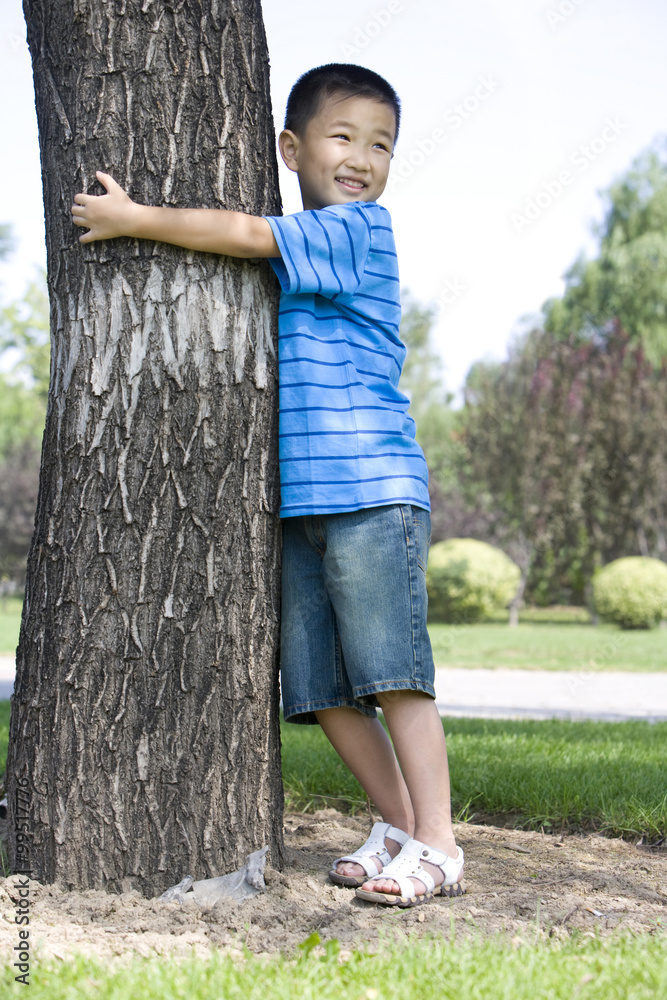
<box><xmin>593</xmin><ymin>556</ymin><xmax>667</xmax><ymax>629</ymax></box>
<box><xmin>426</xmin><ymin>538</ymin><xmax>520</xmax><ymax>623</ymax></box>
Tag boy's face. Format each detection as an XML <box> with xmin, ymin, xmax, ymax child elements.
<box><xmin>279</xmin><ymin>93</ymin><xmax>396</xmax><ymax>211</ymax></box>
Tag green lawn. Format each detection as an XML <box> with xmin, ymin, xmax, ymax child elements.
<box><xmin>1</xmin><ymin>934</ymin><xmax>665</xmax><ymax>999</ymax></box>
<box><xmin>281</xmin><ymin>715</ymin><xmax>667</xmax><ymax>839</ymax></box>
<box><xmin>429</xmin><ymin>620</ymin><xmax>667</xmax><ymax>672</ymax></box>
<box><xmin>0</xmin><ymin>697</ymin><xmax>9</xmax><ymax>776</ymax></box>
<box><xmin>0</xmin><ymin>596</ymin><xmax>22</xmax><ymax>655</ymax></box>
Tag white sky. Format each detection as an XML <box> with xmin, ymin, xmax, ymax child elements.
<box><xmin>1</xmin><ymin>0</ymin><xmax>665</xmax><ymax>399</ymax></box>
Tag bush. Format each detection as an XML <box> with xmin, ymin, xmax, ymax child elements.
<box><xmin>426</xmin><ymin>538</ymin><xmax>520</xmax><ymax>623</ymax></box>
<box><xmin>593</xmin><ymin>556</ymin><xmax>667</xmax><ymax>629</ymax></box>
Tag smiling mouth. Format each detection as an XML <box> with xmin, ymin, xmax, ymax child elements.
<box><xmin>335</xmin><ymin>177</ymin><xmax>366</xmax><ymax>191</ymax></box>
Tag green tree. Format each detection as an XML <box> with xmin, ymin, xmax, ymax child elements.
<box><xmin>460</xmin><ymin>330</ymin><xmax>586</xmax><ymax>622</ymax></box>
<box><xmin>0</xmin><ymin>440</ymin><xmax>41</xmax><ymax>584</ymax></box>
<box><xmin>0</xmin><ymin>270</ymin><xmax>50</xmax><ymax>402</ymax></box>
<box><xmin>460</xmin><ymin>324</ymin><xmax>667</xmax><ymax>615</ymax></box>
<box><xmin>398</xmin><ymin>295</ymin><xmax>500</xmax><ymax>545</ymax></box>
<box><xmin>399</xmin><ymin>295</ymin><xmax>445</xmax><ymax>413</ymax></box>
<box><xmin>399</xmin><ymin>293</ymin><xmax>460</xmax><ymax>491</ymax></box>
<box><xmin>0</xmin><ymin>223</ymin><xmax>12</xmax><ymax>261</ymax></box>
<box><xmin>544</xmin><ymin>140</ymin><xmax>667</xmax><ymax>364</ymax></box>
<box><xmin>0</xmin><ymin>255</ymin><xmax>49</xmax><ymax>585</ymax></box>
<box><xmin>0</xmin><ymin>271</ymin><xmax>50</xmax><ymax>456</ymax></box>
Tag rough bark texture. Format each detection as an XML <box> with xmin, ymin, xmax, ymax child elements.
<box><xmin>7</xmin><ymin>0</ymin><xmax>284</xmax><ymax>894</ymax></box>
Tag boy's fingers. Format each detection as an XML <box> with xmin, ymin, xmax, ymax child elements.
<box><xmin>96</xmin><ymin>170</ymin><xmax>121</xmax><ymax>193</ymax></box>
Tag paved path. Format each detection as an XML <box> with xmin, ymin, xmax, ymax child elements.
<box><xmin>434</xmin><ymin>667</ymin><xmax>667</xmax><ymax>722</ymax></box>
<box><xmin>2</xmin><ymin>656</ymin><xmax>666</xmax><ymax>721</ymax></box>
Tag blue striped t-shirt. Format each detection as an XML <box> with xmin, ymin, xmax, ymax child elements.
<box><xmin>264</xmin><ymin>201</ymin><xmax>430</xmax><ymax>518</ymax></box>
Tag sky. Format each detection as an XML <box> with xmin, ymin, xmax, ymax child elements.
<box><xmin>1</xmin><ymin>0</ymin><xmax>665</xmax><ymax>399</ymax></box>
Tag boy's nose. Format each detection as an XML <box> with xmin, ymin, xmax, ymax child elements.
<box><xmin>344</xmin><ymin>145</ymin><xmax>371</xmax><ymax>171</ymax></box>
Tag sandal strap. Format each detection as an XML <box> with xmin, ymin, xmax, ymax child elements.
<box><xmin>367</xmin><ymin>839</ymin><xmax>435</xmax><ymax>897</ymax></box>
<box><xmin>387</xmin><ymin>825</ymin><xmax>410</xmax><ymax>844</ymax></box>
<box><xmin>365</xmin><ymin>838</ymin><xmax>465</xmax><ymax>898</ymax></box>
<box><xmin>332</xmin><ymin>821</ymin><xmax>409</xmax><ymax>876</ymax></box>
<box><xmin>417</xmin><ymin>841</ymin><xmax>465</xmax><ymax>885</ymax></box>
<box><xmin>333</xmin><ymin>850</ymin><xmax>391</xmax><ymax>878</ymax></box>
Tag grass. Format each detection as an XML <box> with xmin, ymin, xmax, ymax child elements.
<box><xmin>0</xmin><ymin>697</ymin><xmax>9</xmax><ymax>777</ymax></box>
<box><xmin>281</xmin><ymin>716</ymin><xmax>667</xmax><ymax>839</ymax></box>
<box><xmin>0</xmin><ymin>596</ymin><xmax>22</xmax><ymax>655</ymax></box>
<box><xmin>429</xmin><ymin>619</ymin><xmax>667</xmax><ymax>672</ymax></box>
<box><xmin>486</xmin><ymin>606</ymin><xmax>593</xmax><ymax>624</ymax></box>
<box><xmin>0</xmin><ymin>934</ymin><xmax>665</xmax><ymax>998</ymax></box>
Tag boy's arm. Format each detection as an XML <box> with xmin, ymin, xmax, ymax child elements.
<box><xmin>71</xmin><ymin>171</ymin><xmax>280</xmax><ymax>258</ymax></box>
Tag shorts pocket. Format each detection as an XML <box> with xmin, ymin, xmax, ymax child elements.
<box><xmin>409</xmin><ymin>506</ymin><xmax>431</xmax><ymax>574</ymax></box>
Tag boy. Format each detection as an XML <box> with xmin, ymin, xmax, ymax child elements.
<box><xmin>72</xmin><ymin>63</ymin><xmax>464</xmax><ymax>907</ymax></box>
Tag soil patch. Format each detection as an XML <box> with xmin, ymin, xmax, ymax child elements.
<box><xmin>1</xmin><ymin>809</ymin><xmax>665</xmax><ymax>962</ymax></box>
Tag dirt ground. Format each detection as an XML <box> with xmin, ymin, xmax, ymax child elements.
<box><xmin>1</xmin><ymin>809</ymin><xmax>665</xmax><ymax>963</ymax></box>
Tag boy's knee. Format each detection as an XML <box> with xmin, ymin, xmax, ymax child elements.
<box><xmin>376</xmin><ymin>688</ymin><xmax>428</xmax><ymax>710</ymax></box>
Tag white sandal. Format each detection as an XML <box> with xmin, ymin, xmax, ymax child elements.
<box><xmin>354</xmin><ymin>837</ymin><xmax>465</xmax><ymax>906</ymax></box>
<box><xmin>329</xmin><ymin>821</ymin><xmax>410</xmax><ymax>887</ymax></box>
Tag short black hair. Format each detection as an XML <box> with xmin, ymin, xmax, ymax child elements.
<box><xmin>284</xmin><ymin>63</ymin><xmax>401</xmax><ymax>144</ymax></box>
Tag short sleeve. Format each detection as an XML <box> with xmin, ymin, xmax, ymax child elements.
<box><xmin>264</xmin><ymin>203</ymin><xmax>372</xmax><ymax>299</ymax></box>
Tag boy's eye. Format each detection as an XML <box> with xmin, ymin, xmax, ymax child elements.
<box><xmin>374</xmin><ymin>142</ymin><xmax>390</xmax><ymax>152</ymax></box>
<box><xmin>333</xmin><ymin>133</ymin><xmax>350</xmax><ymax>141</ymax></box>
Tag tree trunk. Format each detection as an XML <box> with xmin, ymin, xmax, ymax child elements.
<box><xmin>508</xmin><ymin>574</ymin><xmax>525</xmax><ymax>628</ymax></box>
<box><xmin>7</xmin><ymin>0</ymin><xmax>284</xmax><ymax>894</ymax></box>
<box><xmin>507</xmin><ymin>534</ymin><xmax>532</xmax><ymax>628</ymax></box>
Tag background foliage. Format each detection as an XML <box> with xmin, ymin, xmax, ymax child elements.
<box><xmin>0</xmin><ymin>227</ymin><xmax>48</xmax><ymax>588</ymax></box>
<box><xmin>399</xmin><ymin>140</ymin><xmax>667</xmax><ymax>615</ymax></box>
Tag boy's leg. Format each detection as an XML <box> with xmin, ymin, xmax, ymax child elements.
<box><xmin>359</xmin><ymin>689</ymin><xmax>458</xmax><ymax>896</ymax></box>
<box><xmin>316</xmin><ymin>706</ymin><xmax>415</xmax><ymax>878</ymax></box>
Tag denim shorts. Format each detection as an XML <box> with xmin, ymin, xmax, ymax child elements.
<box><xmin>280</xmin><ymin>503</ymin><xmax>435</xmax><ymax>725</ymax></box>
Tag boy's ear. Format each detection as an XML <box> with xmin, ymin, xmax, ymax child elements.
<box><xmin>278</xmin><ymin>129</ymin><xmax>300</xmax><ymax>173</ymax></box>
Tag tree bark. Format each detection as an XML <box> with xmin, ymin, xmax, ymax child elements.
<box><xmin>7</xmin><ymin>0</ymin><xmax>284</xmax><ymax>893</ymax></box>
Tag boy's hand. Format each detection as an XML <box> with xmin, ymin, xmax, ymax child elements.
<box><xmin>71</xmin><ymin>171</ymin><xmax>137</xmax><ymax>243</ymax></box>
<box><xmin>71</xmin><ymin>170</ymin><xmax>279</xmax><ymax>257</ymax></box>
